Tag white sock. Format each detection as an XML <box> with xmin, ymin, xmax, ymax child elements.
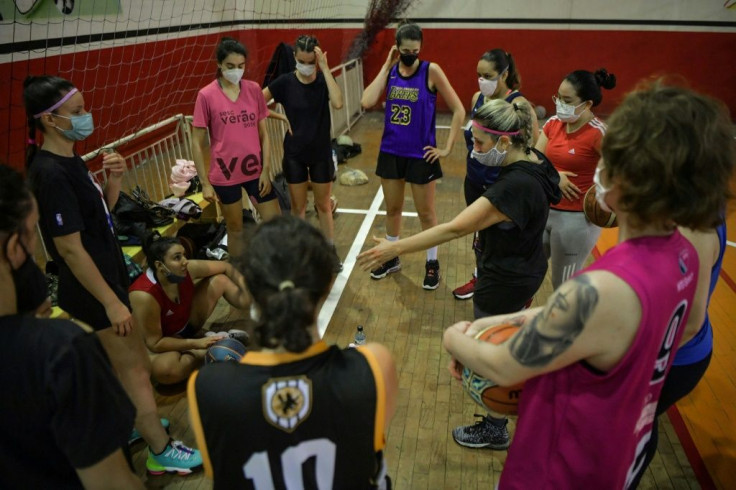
<box><xmin>427</xmin><ymin>246</ymin><xmax>438</xmax><ymax>261</ymax></box>
<box><xmin>386</xmin><ymin>235</ymin><xmax>399</xmax><ymax>242</ymax></box>
<box><xmin>474</xmin><ymin>267</ymin><xmax>478</xmax><ymax>278</ymax></box>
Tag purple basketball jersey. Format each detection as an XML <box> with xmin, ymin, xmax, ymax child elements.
<box><xmin>379</xmin><ymin>61</ymin><xmax>437</xmax><ymax>159</ymax></box>
<box><xmin>500</xmin><ymin>230</ymin><xmax>698</xmax><ymax>489</ymax></box>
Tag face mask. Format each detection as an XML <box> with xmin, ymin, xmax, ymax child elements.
<box><xmin>471</xmin><ymin>140</ymin><xmax>507</xmax><ymax>167</ymax></box>
<box><xmin>53</xmin><ymin>113</ymin><xmax>94</xmax><ymax>141</ymax></box>
<box><xmin>478</xmin><ymin>77</ymin><xmax>498</xmax><ymax>98</ymax></box>
<box><xmin>295</xmin><ymin>62</ymin><xmax>316</xmax><ymax>77</ymax></box>
<box><xmin>160</xmin><ymin>264</ymin><xmax>187</xmax><ymax>284</ymax></box>
<box><xmin>221</xmin><ymin>68</ymin><xmax>244</xmax><ymax>85</ymax></box>
<box><xmin>399</xmin><ymin>52</ymin><xmax>418</xmax><ymax>67</ymax></box>
<box><xmin>9</xmin><ymin>241</ymin><xmax>48</xmax><ymax>314</ymax></box>
<box><xmin>555</xmin><ymin>99</ymin><xmax>586</xmax><ymax>123</ymax></box>
<box><xmin>593</xmin><ymin>166</ymin><xmax>613</xmax><ymax>213</ymax></box>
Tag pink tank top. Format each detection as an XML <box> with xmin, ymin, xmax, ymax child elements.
<box><xmin>500</xmin><ymin>230</ymin><xmax>697</xmax><ymax>489</ymax></box>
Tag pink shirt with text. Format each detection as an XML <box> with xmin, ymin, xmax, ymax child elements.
<box><xmin>192</xmin><ymin>79</ymin><xmax>268</xmax><ymax>186</ymax></box>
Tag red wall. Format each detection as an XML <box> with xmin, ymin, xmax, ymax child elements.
<box><xmin>2</xmin><ymin>26</ymin><xmax>734</xmax><ymax>172</ymax></box>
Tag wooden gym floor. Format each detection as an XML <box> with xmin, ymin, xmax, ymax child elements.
<box><xmin>131</xmin><ymin>112</ymin><xmax>736</xmax><ymax>489</ymax></box>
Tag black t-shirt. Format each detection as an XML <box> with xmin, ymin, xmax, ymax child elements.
<box><xmin>28</xmin><ymin>150</ymin><xmax>130</xmax><ymax>320</ymax></box>
<box><xmin>189</xmin><ymin>342</ymin><xmax>388</xmax><ymax>489</ymax></box>
<box><xmin>268</xmin><ymin>71</ymin><xmax>332</xmax><ymax>161</ymax></box>
<box><xmin>476</xmin><ymin>150</ymin><xmax>561</xmax><ymax>306</ymax></box>
<box><xmin>0</xmin><ymin>315</ymin><xmax>135</xmax><ymax>488</ymax></box>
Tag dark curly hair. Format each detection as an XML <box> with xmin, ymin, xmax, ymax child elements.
<box><xmin>601</xmin><ymin>80</ymin><xmax>734</xmax><ymax>230</ymax></box>
<box><xmin>239</xmin><ymin>216</ymin><xmax>337</xmax><ymax>353</ymax></box>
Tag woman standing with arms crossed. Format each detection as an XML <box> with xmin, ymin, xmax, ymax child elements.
<box><xmin>453</xmin><ymin>49</ymin><xmax>538</xmax><ymax>300</ymax></box>
<box><xmin>263</xmin><ymin>35</ymin><xmax>344</xmax><ymax>269</ymax></box>
<box><xmin>24</xmin><ymin>76</ymin><xmax>202</xmax><ymax>475</ymax></box>
<box><xmin>536</xmin><ymin>68</ymin><xmax>616</xmax><ymax>288</ymax></box>
<box><xmin>361</xmin><ymin>22</ymin><xmax>465</xmax><ymax>290</ymax></box>
<box><xmin>192</xmin><ymin>37</ymin><xmax>281</xmax><ymax>258</ymax></box>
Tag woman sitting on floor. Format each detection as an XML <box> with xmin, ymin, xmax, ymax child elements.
<box><xmin>129</xmin><ymin>234</ymin><xmax>250</xmax><ymax>384</ymax></box>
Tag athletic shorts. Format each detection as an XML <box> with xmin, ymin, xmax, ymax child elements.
<box><xmin>212</xmin><ymin>179</ymin><xmax>278</xmax><ymax>205</ymax></box>
<box><xmin>62</xmin><ymin>282</ymin><xmax>132</xmax><ymax>331</ymax></box>
<box><xmin>282</xmin><ymin>153</ymin><xmax>336</xmax><ymax>184</ymax></box>
<box><xmin>376</xmin><ymin>151</ymin><xmax>442</xmax><ymax>185</ymax></box>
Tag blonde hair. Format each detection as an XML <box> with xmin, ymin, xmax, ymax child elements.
<box><xmin>473</xmin><ymin>99</ymin><xmax>533</xmax><ymax>152</ymax></box>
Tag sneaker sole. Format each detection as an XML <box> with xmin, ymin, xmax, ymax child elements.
<box><xmin>452</xmin><ymin>437</ymin><xmax>509</xmax><ymax>450</ymax></box>
<box><xmin>147</xmin><ymin>465</ymin><xmax>202</xmax><ymax>476</ymax></box>
<box><xmin>423</xmin><ymin>275</ymin><xmax>441</xmax><ymax>290</ymax></box>
<box><xmin>452</xmin><ymin>291</ymin><xmax>474</xmax><ymax>300</ymax></box>
<box><xmin>370</xmin><ymin>265</ymin><xmax>401</xmax><ymax>280</ymax></box>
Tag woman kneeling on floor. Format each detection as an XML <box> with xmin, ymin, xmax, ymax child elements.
<box><xmin>129</xmin><ymin>234</ymin><xmax>250</xmax><ymax>384</ymax></box>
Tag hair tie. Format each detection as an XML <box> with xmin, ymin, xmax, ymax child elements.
<box><xmin>33</xmin><ymin>87</ymin><xmax>78</xmax><ymax>119</ymax></box>
<box><xmin>471</xmin><ymin>120</ymin><xmax>520</xmax><ymax>136</ymax></box>
<box><xmin>279</xmin><ymin>280</ymin><xmax>295</xmax><ymax>291</ymax></box>
<box><xmin>27</xmin><ymin>138</ymin><xmax>36</xmax><ymax>145</ymax></box>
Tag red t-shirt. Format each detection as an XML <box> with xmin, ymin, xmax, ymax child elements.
<box><xmin>129</xmin><ymin>269</ymin><xmax>195</xmax><ymax>337</ymax></box>
<box><xmin>542</xmin><ymin>116</ymin><xmax>606</xmax><ymax>212</ymax></box>
<box><xmin>192</xmin><ymin>79</ymin><xmax>268</xmax><ymax>186</ymax></box>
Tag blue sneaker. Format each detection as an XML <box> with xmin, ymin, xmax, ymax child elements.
<box><xmin>147</xmin><ymin>440</ymin><xmax>203</xmax><ymax>475</ymax></box>
<box><xmin>128</xmin><ymin>418</ymin><xmax>170</xmax><ymax>445</ymax></box>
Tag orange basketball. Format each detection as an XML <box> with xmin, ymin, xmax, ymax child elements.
<box><xmin>583</xmin><ymin>186</ymin><xmax>618</xmax><ymax>228</ymax></box>
<box><xmin>459</xmin><ymin>324</ymin><xmax>524</xmax><ymax>415</ymax></box>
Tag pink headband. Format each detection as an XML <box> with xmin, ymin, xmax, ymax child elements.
<box><xmin>472</xmin><ymin>120</ymin><xmax>520</xmax><ymax>136</ymax></box>
<box><xmin>33</xmin><ymin>88</ymin><xmax>78</xmax><ymax>119</ymax></box>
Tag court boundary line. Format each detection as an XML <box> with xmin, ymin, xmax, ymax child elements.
<box><xmin>317</xmin><ymin>188</ymin><xmax>384</xmax><ymax>337</ymax></box>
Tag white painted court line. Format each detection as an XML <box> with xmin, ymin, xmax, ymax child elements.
<box><xmin>727</xmin><ymin>240</ymin><xmax>735</xmax><ymax>249</ymax></box>
<box><xmin>317</xmin><ymin>188</ymin><xmax>385</xmax><ymax>337</ymax></box>
<box><xmin>337</xmin><ymin>207</ymin><xmax>418</xmax><ymax>217</ymax></box>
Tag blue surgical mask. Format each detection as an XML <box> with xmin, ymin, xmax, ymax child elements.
<box><xmin>593</xmin><ymin>166</ymin><xmax>613</xmax><ymax>213</ymax></box>
<box><xmin>161</xmin><ymin>264</ymin><xmax>187</xmax><ymax>284</ymax></box>
<box><xmin>471</xmin><ymin>140</ymin><xmax>507</xmax><ymax>167</ymax></box>
<box><xmin>53</xmin><ymin>113</ymin><xmax>94</xmax><ymax>141</ymax></box>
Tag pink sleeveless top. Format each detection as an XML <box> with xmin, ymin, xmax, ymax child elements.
<box><xmin>500</xmin><ymin>230</ymin><xmax>698</xmax><ymax>489</ymax></box>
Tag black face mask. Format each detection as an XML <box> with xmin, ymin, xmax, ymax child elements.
<box><xmin>9</xmin><ymin>241</ymin><xmax>48</xmax><ymax>315</ymax></box>
<box><xmin>399</xmin><ymin>52</ymin><xmax>418</xmax><ymax>67</ymax></box>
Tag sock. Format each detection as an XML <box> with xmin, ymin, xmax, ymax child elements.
<box><xmin>386</xmin><ymin>235</ymin><xmax>399</xmax><ymax>242</ymax></box>
<box><xmin>473</xmin><ymin>267</ymin><xmax>478</xmax><ymax>278</ymax></box>
<box><xmin>426</xmin><ymin>246</ymin><xmax>438</xmax><ymax>262</ymax></box>
<box><xmin>486</xmin><ymin>414</ymin><xmax>507</xmax><ymax>427</ymax></box>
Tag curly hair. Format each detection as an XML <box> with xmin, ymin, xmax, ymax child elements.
<box><xmin>601</xmin><ymin>80</ymin><xmax>735</xmax><ymax>230</ymax></box>
<box><xmin>239</xmin><ymin>216</ymin><xmax>337</xmax><ymax>353</ymax></box>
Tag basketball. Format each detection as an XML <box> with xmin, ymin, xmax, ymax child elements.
<box><xmin>583</xmin><ymin>186</ymin><xmax>618</xmax><ymax>228</ymax></box>
<box><xmin>205</xmin><ymin>338</ymin><xmax>247</xmax><ymax>364</ymax></box>
<box><xmin>460</xmin><ymin>324</ymin><xmax>524</xmax><ymax>415</ymax></box>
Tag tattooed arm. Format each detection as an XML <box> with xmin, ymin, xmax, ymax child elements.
<box><xmin>443</xmin><ymin>272</ymin><xmax>641</xmax><ymax>386</ymax></box>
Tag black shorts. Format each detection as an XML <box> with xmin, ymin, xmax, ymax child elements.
<box><xmin>212</xmin><ymin>180</ymin><xmax>278</xmax><ymax>205</ymax></box>
<box><xmin>376</xmin><ymin>151</ymin><xmax>442</xmax><ymax>185</ymax></box>
<box><xmin>282</xmin><ymin>153</ymin><xmax>336</xmax><ymax>184</ymax></box>
<box><xmin>61</xmin><ymin>280</ymin><xmax>132</xmax><ymax>331</ymax></box>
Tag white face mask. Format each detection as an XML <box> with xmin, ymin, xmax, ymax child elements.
<box><xmin>471</xmin><ymin>139</ymin><xmax>507</xmax><ymax>167</ymax></box>
<box><xmin>221</xmin><ymin>68</ymin><xmax>244</xmax><ymax>85</ymax></box>
<box><xmin>478</xmin><ymin>77</ymin><xmax>497</xmax><ymax>98</ymax></box>
<box><xmin>555</xmin><ymin>98</ymin><xmax>586</xmax><ymax>123</ymax></box>
<box><xmin>296</xmin><ymin>62</ymin><xmax>316</xmax><ymax>77</ymax></box>
<box><xmin>593</xmin><ymin>166</ymin><xmax>613</xmax><ymax>212</ymax></box>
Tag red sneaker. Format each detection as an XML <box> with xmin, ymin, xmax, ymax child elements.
<box><xmin>452</xmin><ymin>276</ymin><xmax>477</xmax><ymax>300</ymax></box>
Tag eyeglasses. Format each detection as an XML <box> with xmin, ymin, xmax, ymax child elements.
<box><xmin>552</xmin><ymin>96</ymin><xmax>584</xmax><ymax>107</ymax></box>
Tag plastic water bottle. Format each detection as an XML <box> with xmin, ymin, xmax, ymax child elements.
<box><xmin>354</xmin><ymin>325</ymin><xmax>366</xmax><ymax>346</ymax></box>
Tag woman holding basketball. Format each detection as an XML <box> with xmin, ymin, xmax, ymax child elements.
<box><xmin>358</xmin><ymin>98</ymin><xmax>561</xmax><ymax>449</ymax></box>
<box><xmin>453</xmin><ymin>48</ymin><xmax>539</xmax><ymax>300</ymax></box>
<box><xmin>360</xmin><ymin>21</ymin><xmax>465</xmax><ymax>290</ymax></box>
<box><xmin>188</xmin><ymin>216</ymin><xmax>398</xmax><ymax>487</ymax></box>
<box><xmin>129</xmin><ymin>234</ymin><xmax>250</xmax><ymax>385</ymax></box>
<box><xmin>24</xmin><ymin>75</ymin><xmax>202</xmax><ymax>475</ymax></box>
<box><xmin>192</xmin><ymin>37</ymin><xmax>281</xmax><ymax>258</ymax></box>
<box><xmin>536</xmin><ymin>68</ymin><xmax>616</xmax><ymax>289</ymax></box>
<box><xmin>263</xmin><ymin>34</ymin><xmax>344</xmax><ymax>269</ymax></box>
<box><xmin>443</xmin><ymin>82</ymin><xmax>734</xmax><ymax>489</ymax></box>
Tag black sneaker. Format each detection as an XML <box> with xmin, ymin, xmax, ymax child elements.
<box><xmin>452</xmin><ymin>414</ymin><xmax>510</xmax><ymax>450</ymax></box>
<box><xmin>227</xmin><ymin>329</ymin><xmax>250</xmax><ymax>346</ymax></box>
<box><xmin>370</xmin><ymin>257</ymin><xmax>401</xmax><ymax>280</ymax></box>
<box><xmin>423</xmin><ymin>260</ymin><xmax>440</xmax><ymax>290</ymax></box>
